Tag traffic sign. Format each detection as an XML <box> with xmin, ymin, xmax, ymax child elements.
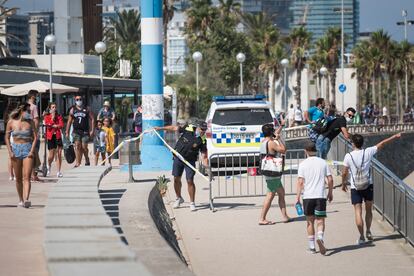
<box><xmin>339</xmin><ymin>83</ymin><xmax>346</xmax><ymax>93</ymax></box>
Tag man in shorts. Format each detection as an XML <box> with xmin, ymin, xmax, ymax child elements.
<box><xmin>66</xmin><ymin>94</ymin><xmax>94</xmax><ymax>167</ymax></box>
<box><xmin>155</xmin><ymin>121</ymin><xmax>208</xmax><ymax>211</ymax></box>
<box><xmin>342</xmin><ymin>133</ymin><xmax>401</xmax><ymax>244</ymax></box>
<box><xmin>296</xmin><ymin>142</ymin><xmax>333</xmax><ymax>255</ymax></box>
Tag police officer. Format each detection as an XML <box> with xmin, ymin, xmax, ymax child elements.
<box><xmin>66</xmin><ymin>95</ymin><xmax>94</xmax><ymax>167</ymax></box>
<box><xmin>155</xmin><ymin>121</ymin><xmax>208</xmax><ymax>211</ymax></box>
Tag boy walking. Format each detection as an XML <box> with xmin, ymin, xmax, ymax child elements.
<box><xmin>296</xmin><ymin>142</ymin><xmax>333</xmax><ymax>255</ymax></box>
<box><xmin>342</xmin><ymin>133</ymin><xmax>401</xmax><ymax>244</ymax></box>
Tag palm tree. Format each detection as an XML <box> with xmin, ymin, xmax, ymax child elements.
<box><xmin>217</xmin><ymin>0</ymin><xmax>241</xmax><ymax>18</ymax></box>
<box><xmin>0</xmin><ymin>0</ymin><xmax>18</xmax><ymax>57</ymax></box>
<box><xmin>287</xmin><ymin>27</ymin><xmax>312</xmax><ymax>107</ymax></box>
<box><xmin>352</xmin><ymin>40</ymin><xmax>372</xmax><ymax>105</ymax></box>
<box><xmin>107</xmin><ymin>10</ymin><xmax>141</xmax><ymax>46</ymax></box>
<box><xmin>242</xmin><ymin>12</ymin><xmax>279</xmax><ymax>102</ymax></box>
<box><xmin>185</xmin><ymin>0</ymin><xmax>216</xmax><ymax>48</ymax></box>
<box><xmin>163</xmin><ymin>0</ymin><xmax>176</xmax><ymax>66</ymax></box>
<box><xmin>325</xmin><ymin>27</ymin><xmax>341</xmax><ymax>106</ymax></box>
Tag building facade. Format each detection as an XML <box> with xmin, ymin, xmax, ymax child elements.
<box><xmin>0</xmin><ymin>15</ymin><xmax>30</xmax><ymax>56</ymax></box>
<box><xmin>290</xmin><ymin>0</ymin><xmax>360</xmax><ymax>52</ymax></box>
<box><xmin>28</xmin><ymin>11</ymin><xmax>54</xmax><ymax>55</ymax></box>
<box><xmin>166</xmin><ymin>12</ymin><xmax>188</xmax><ymax>74</ymax></box>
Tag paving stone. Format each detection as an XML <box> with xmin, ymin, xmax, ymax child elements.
<box><xmin>45</xmin><ymin>228</ymin><xmax>121</xmax><ymax>243</ymax></box>
<box><xmin>48</xmin><ymin>262</ymin><xmax>150</xmax><ymax>276</ymax></box>
<box><xmin>45</xmin><ymin>213</ymin><xmax>113</xmax><ymax>228</ymax></box>
<box><xmin>51</xmin><ymin>186</ymin><xmax>98</xmax><ymax>192</ymax></box>
<box><xmin>48</xmin><ymin>191</ymin><xmax>100</xmax><ymax>199</ymax></box>
<box><xmin>44</xmin><ymin>242</ymin><xmax>136</xmax><ymax>262</ymax></box>
<box><xmin>46</xmin><ymin>198</ymin><xmax>102</xmax><ymax>206</ymax></box>
<box><xmin>45</xmin><ymin>205</ymin><xmax>106</xmax><ymax>215</ymax></box>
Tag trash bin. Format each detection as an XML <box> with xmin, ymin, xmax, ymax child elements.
<box><xmin>119</xmin><ymin>133</ymin><xmax>141</xmax><ymax>165</ymax></box>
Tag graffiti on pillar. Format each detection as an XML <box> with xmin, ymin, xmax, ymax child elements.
<box><xmin>142</xmin><ymin>94</ymin><xmax>164</xmax><ymax>120</ymax></box>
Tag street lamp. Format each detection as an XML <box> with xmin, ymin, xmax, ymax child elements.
<box><xmin>192</xmin><ymin>51</ymin><xmax>202</xmax><ymax>116</ymax></box>
<box><xmin>281</xmin><ymin>58</ymin><xmax>289</xmax><ymax>111</ymax></box>
<box><xmin>397</xmin><ymin>10</ymin><xmax>414</xmax><ymax>108</ymax></box>
<box><xmin>236</xmin><ymin>52</ymin><xmax>246</xmax><ymax>95</ymax></box>
<box><xmin>320</xmin><ymin>66</ymin><xmax>328</xmax><ymax>99</ymax></box>
<box><xmin>44</xmin><ymin>34</ymin><xmax>57</xmax><ymax>102</ymax></box>
<box><xmin>95</xmin><ymin>41</ymin><xmax>107</xmax><ymax>104</ymax></box>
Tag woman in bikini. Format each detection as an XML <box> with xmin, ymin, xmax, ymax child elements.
<box><xmin>5</xmin><ymin>104</ymin><xmax>38</xmax><ymax>208</ymax></box>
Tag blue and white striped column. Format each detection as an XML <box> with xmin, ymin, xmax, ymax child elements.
<box><xmin>141</xmin><ymin>0</ymin><xmax>163</xmax><ymax>145</ymax></box>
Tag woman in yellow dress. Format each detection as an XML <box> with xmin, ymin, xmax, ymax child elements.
<box><xmin>102</xmin><ymin>118</ymin><xmax>115</xmax><ymax>165</ymax></box>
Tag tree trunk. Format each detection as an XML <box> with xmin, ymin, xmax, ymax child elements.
<box><xmin>184</xmin><ymin>99</ymin><xmax>191</xmax><ymax>120</ymax></box>
<box><xmin>316</xmin><ymin>74</ymin><xmax>321</xmax><ymax>98</ymax></box>
<box><xmin>365</xmin><ymin>81</ymin><xmax>369</xmax><ymax>105</ymax></box>
<box><xmin>326</xmin><ymin>76</ymin><xmax>330</xmax><ymax>104</ymax></box>
<box><xmin>372</xmin><ymin>75</ymin><xmax>376</xmax><ymax>104</ymax></box>
<box><xmin>329</xmin><ymin>70</ymin><xmax>336</xmax><ymax>106</ymax></box>
<box><xmin>178</xmin><ymin>99</ymin><xmax>185</xmax><ymax>119</ymax></box>
<box><xmin>268</xmin><ymin>71</ymin><xmax>275</xmax><ymax>111</ymax></box>
<box><xmin>295</xmin><ymin>69</ymin><xmax>301</xmax><ymax>107</ymax></box>
<box><xmin>398</xmin><ymin>79</ymin><xmax>404</xmax><ymax>123</ymax></box>
<box><xmin>378</xmin><ymin>76</ymin><xmax>382</xmax><ymax>109</ymax></box>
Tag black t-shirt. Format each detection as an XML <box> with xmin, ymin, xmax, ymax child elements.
<box><xmin>176</xmin><ymin>125</ymin><xmax>207</xmax><ymax>161</ymax></box>
<box><xmin>72</xmin><ymin>106</ymin><xmax>89</xmax><ymax>133</ymax></box>
<box><xmin>322</xmin><ymin>116</ymin><xmax>347</xmax><ymax>140</ymax></box>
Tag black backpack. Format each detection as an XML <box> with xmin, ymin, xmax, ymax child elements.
<box><xmin>174</xmin><ymin>129</ymin><xmax>198</xmax><ymax>161</ymax></box>
<box><xmin>311</xmin><ymin>117</ymin><xmax>332</xmax><ymax>134</ymax></box>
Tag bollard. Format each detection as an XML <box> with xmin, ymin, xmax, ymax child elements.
<box><xmin>128</xmin><ymin>141</ymin><xmax>136</xmax><ymax>182</ymax></box>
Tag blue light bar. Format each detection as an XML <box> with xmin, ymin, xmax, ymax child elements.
<box><xmin>212</xmin><ymin>94</ymin><xmax>267</xmax><ymax>102</ymax></box>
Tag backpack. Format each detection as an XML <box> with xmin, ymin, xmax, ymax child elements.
<box><xmin>174</xmin><ymin>128</ymin><xmax>198</xmax><ymax>161</ymax></box>
<box><xmin>348</xmin><ymin>150</ymin><xmax>370</xmax><ymax>190</ymax></box>
<box><xmin>311</xmin><ymin>117</ymin><xmax>332</xmax><ymax>134</ymax></box>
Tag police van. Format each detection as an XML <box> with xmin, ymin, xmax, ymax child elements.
<box><xmin>204</xmin><ymin>95</ymin><xmax>278</xmax><ymax>167</ymax></box>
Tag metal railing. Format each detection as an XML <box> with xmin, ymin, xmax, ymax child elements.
<box><xmin>208</xmin><ymin>149</ymin><xmax>306</xmax><ymax>211</ymax></box>
<box><xmin>329</xmin><ymin>136</ymin><xmax>414</xmax><ymax>246</ymax></box>
<box><xmin>284</xmin><ymin>123</ymin><xmax>414</xmax><ymax>140</ymax></box>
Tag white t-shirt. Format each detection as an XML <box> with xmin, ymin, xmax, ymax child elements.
<box><xmin>382</xmin><ymin>107</ymin><xmax>388</xmax><ymax>116</ymax></box>
<box><xmin>298</xmin><ymin>156</ymin><xmax>332</xmax><ymax>199</ymax></box>
<box><xmin>343</xmin><ymin>146</ymin><xmax>377</xmax><ymax>189</ymax></box>
<box><xmin>288</xmin><ymin>107</ymin><xmax>295</xmax><ymax>119</ymax></box>
<box><xmin>294</xmin><ymin>108</ymin><xmax>303</xmax><ymax>121</ymax></box>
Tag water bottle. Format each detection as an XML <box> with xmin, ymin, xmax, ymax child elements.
<box><xmin>295</xmin><ymin>202</ymin><xmax>304</xmax><ymax>216</ymax></box>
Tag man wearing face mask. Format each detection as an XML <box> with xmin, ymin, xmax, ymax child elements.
<box><xmin>316</xmin><ymin>107</ymin><xmax>355</xmax><ymax>159</ymax></box>
<box><xmin>155</xmin><ymin>121</ymin><xmax>208</xmax><ymax>212</ymax></box>
<box><xmin>66</xmin><ymin>95</ymin><xmax>95</xmax><ymax>167</ymax></box>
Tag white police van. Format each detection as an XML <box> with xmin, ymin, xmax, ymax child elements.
<box><xmin>204</xmin><ymin>95</ymin><xmax>278</xmax><ymax>167</ymax></box>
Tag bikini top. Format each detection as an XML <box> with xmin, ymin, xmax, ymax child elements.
<box><xmin>11</xmin><ymin>129</ymin><xmax>33</xmax><ymax>140</ymax></box>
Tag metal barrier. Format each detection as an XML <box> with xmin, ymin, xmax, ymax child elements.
<box><xmin>208</xmin><ymin>149</ymin><xmax>306</xmax><ymax>211</ymax></box>
<box><xmin>330</xmin><ymin>136</ymin><xmax>414</xmax><ymax>246</ymax></box>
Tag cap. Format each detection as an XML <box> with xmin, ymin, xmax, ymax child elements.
<box><xmin>198</xmin><ymin>121</ymin><xmax>208</xmax><ymax>130</ymax></box>
<box><xmin>103</xmin><ymin>100</ymin><xmax>110</xmax><ymax>107</ymax></box>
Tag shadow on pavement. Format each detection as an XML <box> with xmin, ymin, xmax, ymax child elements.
<box><xmin>99</xmin><ymin>188</ymin><xmax>128</xmax><ymax>244</ymax></box>
<box><xmin>326</xmin><ymin>242</ymin><xmax>376</xmax><ymax>256</ymax></box>
<box><xmin>372</xmin><ymin>233</ymin><xmax>403</xmax><ymax>242</ymax></box>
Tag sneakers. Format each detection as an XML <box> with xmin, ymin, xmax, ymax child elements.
<box><xmin>24</xmin><ymin>200</ymin><xmax>31</xmax><ymax>208</ymax></box>
<box><xmin>189</xmin><ymin>202</ymin><xmax>196</xmax><ymax>212</ymax></box>
<box><xmin>57</xmin><ymin>172</ymin><xmax>63</xmax><ymax>178</ymax></box>
<box><xmin>46</xmin><ymin>165</ymin><xmax>51</xmax><ymax>177</ymax></box>
<box><xmin>366</xmin><ymin>231</ymin><xmax>373</xmax><ymax>241</ymax></box>
<box><xmin>356</xmin><ymin>237</ymin><xmax>366</xmax><ymax>245</ymax></box>
<box><xmin>307</xmin><ymin>248</ymin><xmax>317</xmax><ymax>254</ymax></box>
<box><xmin>173</xmin><ymin>197</ymin><xmax>184</xmax><ymax>209</ymax></box>
<box><xmin>17</xmin><ymin>201</ymin><xmax>24</xmax><ymax>208</ymax></box>
<box><xmin>316</xmin><ymin>239</ymin><xmax>326</xmax><ymax>255</ymax></box>
<box><xmin>9</xmin><ymin>176</ymin><xmax>15</xmax><ymax>181</ymax></box>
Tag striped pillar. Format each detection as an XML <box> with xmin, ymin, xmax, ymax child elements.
<box><xmin>141</xmin><ymin>0</ymin><xmax>163</xmax><ymax>145</ymax></box>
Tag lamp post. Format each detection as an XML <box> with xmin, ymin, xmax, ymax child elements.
<box><xmin>236</xmin><ymin>52</ymin><xmax>246</xmax><ymax>95</ymax></box>
<box><xmin>44</xmin><ymin>34</ymin><xmax>57</xmax><ymax>102</ymax></box>
<box><xmin>281</xmin><ymin>58</ymin><xmax>289</xmax><ymax>111</ymax></box>
<box><xmin>320</xmin><ymin>66</ymin><xmax>328</xmax><ymax>99</ymax></box>
<box><xmin>95</xmin><ymin>41</ymin><xmax>107</xmax><ymax>104</ymax></box>
<box><xmin>192</xmin><ymin>51</ymin><xmax>202</xmax><ymax>117</ymax></box>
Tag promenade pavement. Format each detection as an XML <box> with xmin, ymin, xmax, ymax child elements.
<box><xmin>0</xmin><ymin>143</ymin><xmax>95</xmax><ymax>276</ymax></box>
<box><xmin>165</xmin><ymin>171</ymin><xmax>414</xmax><ymax>276</ymax></box>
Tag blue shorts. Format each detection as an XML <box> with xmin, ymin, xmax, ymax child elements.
<box><xmin>172</xmin><ymin>157</ymin><xmax>196</xmax><ymax>180</ymax></box>
<box><xmin>11</xmin><ymin>143</ymin><xmax>32</xmax><ymax>160</ymax></box>
<box><xmin>351</xmin><ymin>185</ymin><xmax>374</xmax><ymax>205</ymax></box>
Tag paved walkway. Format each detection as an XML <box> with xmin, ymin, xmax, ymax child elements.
<box><xmin>165</xmin><ymin>172</ymin><xmax>414</xmax><ymax>276</ymax></box>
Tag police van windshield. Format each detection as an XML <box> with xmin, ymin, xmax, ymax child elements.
<box><xmin>212</xmin><ymin>108</ymin><xmax>273</xmax><ymax>126</ymax></box>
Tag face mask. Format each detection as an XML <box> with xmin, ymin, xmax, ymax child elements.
<box><xmin>195</xmin><ymin>130</ymin><xmax>200</xmax><ymax>137</ymax></box>
<box><xmin>23</xmin><ymin>112</ymin><xmax>32</xmax><ymax>120</ymax></box>
<box><xmin>50</xmin><ymin>108</ymin><xmax>56</xmax><ymax>113</ymax></box>
<box><xmin>345</xmin><ymin>116</ymin><xmax>352</xmax><ymax>122</ymax></box>
<box><xmin>75</xmin><ymin>100</ymin><xmax>83</xmax><ymax>106</ymax></box>
<box><xmin>321</xmin><ymin>105</ymin><xmax>325</xmax><ymax>110</ymax></box>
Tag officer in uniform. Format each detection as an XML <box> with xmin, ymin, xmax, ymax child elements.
<box><xmin>155</xmin><ymin>121</ymin><xmax>208</xmax><ymax>211</ymax></box>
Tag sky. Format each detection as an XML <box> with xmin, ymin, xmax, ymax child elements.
<box><xmin>6</xmin><ymin>0</ymin><xmax>414</xmax><ymax>42</ymax></box>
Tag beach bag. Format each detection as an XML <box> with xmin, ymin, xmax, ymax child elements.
<box><xmin>348</xmin><ymin>150</ymin><xmax>370</xmax><ymax>190</ymax></box>
<box><xmin>62</xmin><ymin>134</ymin><xmax>76</xmax><ymax>164</ymax></box>
<box><xmin>260</xmin><ymin>141</ymin><xmax>284</xmax><ymax>177</ymax></box>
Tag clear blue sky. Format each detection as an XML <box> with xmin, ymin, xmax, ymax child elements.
<box><xmin>7</xmin><ymin>0</ymin><xmax>414</xmax><ymax>42</ymax></box>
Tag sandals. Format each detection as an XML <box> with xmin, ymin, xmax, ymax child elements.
<box><xmin>258</xmin><ymin>221</ymin><xmax>276</xmax><ymax>226</ymax></box>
